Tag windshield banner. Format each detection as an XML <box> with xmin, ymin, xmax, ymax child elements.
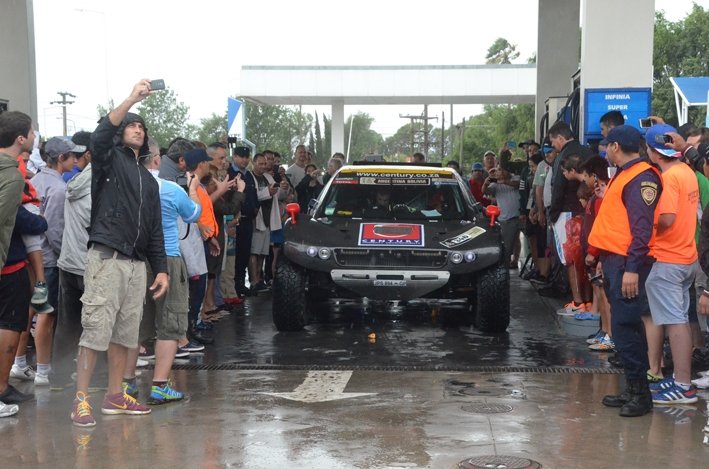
<box><xmin>359</xmin><ymin>224</ymin><xmax>425</xmax><ymax>246</ymax></box>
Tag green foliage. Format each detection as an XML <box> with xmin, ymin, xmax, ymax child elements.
<box><xmin>137</xmin><ymin>87</ymin><xmax>191</xmax><ymax>148</ymax></box>
<box><xmin>485</xmin><ymin>38</ymin><xmax>520</xmax><ymax>64</ymax></box>
<box><xmin>314</xmin><ymin>111</ymin><xmax>324</xmax><ymax>163</ymax></box>
<box><xmin>195</xmin><ymin>112</ymin><xmax>228</xmax><ymax>145</ymax></box>
<box><xmin>344</xmin><ymin>112</ymin><xmax>384</xmax><ymax>162</ymax></box>
<box><xmin>653</xmin><ymin>5</ymin><xmax>709</xmax><ymax>126</ymax></box>
<box><xmin>383</xmin><ymin>122</ymin><xmax>443</xmax><ymax>160</ymax></box>
<box><xmin>96</xmin><ymin>99</ymin><xmax>115</xmax><ymax>120</ymax></box>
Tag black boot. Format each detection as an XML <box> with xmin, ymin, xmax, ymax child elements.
<box><xmin>188</xmin><ymin>319</ymin><xmax>214</xmax><ymax>345</ymax></box>
<box><xmin>235</xmin><ymin>275</ymin><xmax>251</xmax><ymax>298</ymax></box>
<box><xmin>602</xmin><ymin>378</ymin><xmax>632</xmax><ymax>408</ymax></box>
<box><xmin>619</xmin><ymin>376</ymin><xmax>653</xmax><ymax>417</ymax></box>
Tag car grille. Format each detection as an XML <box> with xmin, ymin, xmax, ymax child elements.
<box><xmin>333</xmin><ymin>249</ymin><xmax>447</xmax><ymax>268</ymax></box>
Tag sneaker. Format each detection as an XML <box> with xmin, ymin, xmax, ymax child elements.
<box><xmin>195</xmin><ymin>321</ymin><xmax>213</xmax><ymax>331</ymax></box>
<box><xmin>589</xmin><ymin>334</ymin><xmax>615</xmax><ymax>351</ymax></box>
<box><xmin>699</xmin><ymin>370</ymin><xmax>709</xmax><ymax>378</ymax></box>
<box><xmin>10</xmin><ymin>364</ymin><xmax>36</xmax><ymax>381</ymax></box>
<box><xmin>175</xmin><ymin>347</ymin><xmax>190</xmax><ymax>358</ymax></box>
<box><xmin>691</xmin><ymin>348</ymin><xmax>709</xmax><ymax>371</ymax></box>
<box><xmin>0</xmin><ymin>400</ymin><xmax>19</xmax><ymax>418</ymax></box>
<box><xmin>586</xmin><ymin>331</ymin><xmax>605</xmax><ymax>345</ymax></box>
<box><xmin>31</xmin><ymin>281</ymin><xmax>48</xmax><ymax>305</ymax></box>
<box><xmin>101</xmin><ymin>392</ymin><xmax>151</xmax><ymax>415</ymax></box>
<box><xmin>652</xmin><ymin>384</ymin><xmax>698</xmax><ymax>405</ymax></box>
<box><xmin>147</xmin><ymin>380</ymin><xmax>184</xmax><ymax>405</ymax></box>
<box><xmin>71</xmin><ymin>392</ymin><xmax>96</xmax><ymax>427</ymax></box>
<box><xmin>691</xmin><ymin>375</ymin><xmax>709</xmax><ymax>389</ymax></box>
<box><xmin>252</xmin><ymin>281</ymin><xmax>270</xmax><ymax>293</ymax></box>
<box><xmin>557</xmin><ymin>302</ymin><xmax>586</xmax><ymax>316</ymax></box>
<box><xmin>122</xmin><ymin>381</ymin><xmax>138</xmax><ymax>398</ymax></box>
<box><xmin>574</xmin><ymin>312</ymin><xmax>600</xmax><ymax>321</ymax></box>
<box><xmin>139</xmin><ymin>347</ymin><xmax>155</xmax><ymax>360</ymax></box>
<box><xmin>647</xmin><ymin>372</ymin><xmax>664</xmax><ymax>384</ymax></box>
<box><xmin>0</xmin><ymin>384</ymin><xmax>34</xmax><ymax>404</ymax></box>
<box><xmin>654</xmin><ymin>405</ymin><xmax>697</xmax><ymax>424</ymax></box>
<box><xmin>32</xmin><ymin>302</ymin><xmax>54</xmax><ymax>314</ymax></box>
<box><xmin>650</xmin><ymin>376</ymin><xmax>676</xmax><ymax>393</ymax></box>
<box><xmin>136</xmin><ymin>358</ymin><xmax>149</xmax><ymax>367</ymax></box>
<box><xmin>179</xmin><ymin>341</ymin><xmax>204</xmax><ymax>353</ymax></box>
<box><xmin>523</xmin><ymin>269</ymin><xmax>540</xmax><ymax>281</ymax></box>
<box><xmin>224</xmin><ymin>296</ymin><xmax>243</xmax><ymax>305</ymax></box>
<box><xmin>34</xmin><ymin>372</ymin><xmax>50</xmax><ymax>386</ymax></box>
<box><xmin>530</xmin><ymin>275</ymin><xmax>549</xmax><ymax>286</ymax></box>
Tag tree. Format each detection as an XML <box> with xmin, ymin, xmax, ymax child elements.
<box><xmin>344</xmin><ymin>112</ymin><xmax>384</xmax><ymax>162</ymax></box>
<box><xmin>96</xmin><ymin>99</ymin><xmax>115</xmax><ymax>120</ymax></box>
<box><xmin>314</xmin><ymin>111</ymin><xmax>324</xmax><ymax>163</ymax></box>
<box><xmin>652</xmin><ymin>5</ymin><xmax>709</xmax><ymax>126</ymax></box>
<box><xmin>485</xmin><ymin>38</ymin><xmax>520</xmax><ymax>64</ymax></box>
<box><xmin>137</xmin><ymin>87</ymin><xmax>191</xmax><ymax>148</ymax></box>
<box><xmin>196</xmin><ymin>112</ymin><xmax>228</xmax><ymax>145</ymax></box>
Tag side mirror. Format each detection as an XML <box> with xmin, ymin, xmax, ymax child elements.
<box><xmin>286</xmin><ymin>203</ymin><xmax>301</xmax><ymax>224</ymax></box>
<box><xmin>485</xmin><ymin>205</ymin><xmax>500</xmax><ymax>227</ymax></box>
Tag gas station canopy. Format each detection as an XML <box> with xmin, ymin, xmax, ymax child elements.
<box><xmin>670</xmin><ymin>77</ymin><xmax>709</xmax><ymax>126</ymax></box>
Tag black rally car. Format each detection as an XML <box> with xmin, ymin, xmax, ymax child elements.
<box><xmin>272</xmin><ymin>163</ymin><xmax>510</xmax><ymax>333</ymax></box>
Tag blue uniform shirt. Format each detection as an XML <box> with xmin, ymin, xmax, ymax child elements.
<box><xmin>617</xmin><ymin>158</ymin><xmax>663</xmax><ymax>274</ymax></box>
<box><xmin>155</xmin><ymin>177</ymin><xmax>201</xmax><ymax>257</ymax></box>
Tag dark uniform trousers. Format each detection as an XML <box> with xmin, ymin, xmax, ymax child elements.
<box><xmin>234</xmin><ymin>218</ymin><xmax>253</xmax><ymax>284</ymax></box>
<box><xmin>601</xmin><ymin>253</ymin><xmax>652</xmax><ymax>380</ymax></box>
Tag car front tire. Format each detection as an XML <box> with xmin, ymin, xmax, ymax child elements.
<box><xmin>474</xmin><ymin>261</ymin><xmax>510</xmax><ymax>333</ymax></box>
<box><xmin>272</xmin><ymin>256</ymin><xmax>308</xmax><ymax>331</ymax></box>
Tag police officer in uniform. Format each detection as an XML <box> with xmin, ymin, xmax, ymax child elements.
<box><xmin>588</xmin><ymin>125</ymin><xmax>663</xmax><ymax>417</ymax></box>
<box><xmin>227</xmin><ymin>146</ymin><xmax>259</xmax><ymax>297</ymax></box>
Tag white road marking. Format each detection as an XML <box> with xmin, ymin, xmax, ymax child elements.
<box><xmin>262</xmin><ymin>371</ymin><xmax>376</xmax><ymax>403</ymax></box>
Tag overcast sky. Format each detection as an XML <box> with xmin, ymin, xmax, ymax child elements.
<box><xmin>34</xmin><ymin>0</ymin><xmax>706</xmax><ymax>140</ymax></box>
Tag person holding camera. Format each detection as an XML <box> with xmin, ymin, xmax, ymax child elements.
<box><xmin>296</xmin><ymin>163</ymin><xmax>324</xmax><ymax>214</ymax></box>
<box><xmin>72</xmin><ymin>79</ymin><xmax>168</xmax><ymax>427</ymax></box>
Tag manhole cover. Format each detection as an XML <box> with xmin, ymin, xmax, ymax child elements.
<box><xmin>459</xmin><ymin>387</ymin><xmax>511</xmax><ymax>397</ymax></box>
<box><xmin>461</xmin><ymin>404</ymin><xmax>514</xmax><ymax>414</ymax></box>
<box><xmin>459</xmin><ymin>455</ymin><xmax>542</xmax><ymax>469</ymax></box>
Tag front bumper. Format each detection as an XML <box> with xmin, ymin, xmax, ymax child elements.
<box><xmin>330</xmin><ymin>269</ymin><xmax>451</xmax><ymax>301</ymax></box>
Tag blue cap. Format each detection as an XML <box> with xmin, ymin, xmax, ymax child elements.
<box><xmin>606</xmin><ymin>125</ymin><xmax>640</xmax><ymax>149</ymax></box>
<box><xmin>645</xmin><ymin>124</ymin><xmax>681</xmax><ymax>157</ymax></box>
<box><xmin>472</xmin><ymin>162</ymin><xmax>484</xmax><ymax>171</ymax></box>
<box><xmin>183</xmin><ymin>149</ymin><xmax>213</xmax><ymax>167</ymax></box>
<box><xmin>543</xmin><ymin>146</ymin><xmax>554</xmax><ymax>154</ymax></box>
<box><xmin>599</xmin><ymin>139</ymin><xmax>609</xmax><ymax>146</ymax></box>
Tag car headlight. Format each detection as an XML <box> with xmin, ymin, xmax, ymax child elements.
<box><xmin>464</xmin><ymin>251</ymin><xmax>476</xmax><ymax>262</ymax></box>
<box><xmin>451</xmin><ymin>252</ymin><xmax>463</xmax><ymax>264</ymax></box>
<box><xmin>318</xmin><ymin>248</ymin><xmax>331</xmax><ymax>260</ymax></box>
<box><xmin>307</xmin><ymin>247</ymin><xmax>318</xmax><ymax>257</ymax></box>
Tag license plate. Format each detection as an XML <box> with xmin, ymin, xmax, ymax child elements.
<box><xmin>374</xmin><ymin>280</ymin><xmax>406</xmax><ymax>287</ymax></box>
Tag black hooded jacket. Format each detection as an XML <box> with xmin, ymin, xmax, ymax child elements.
<box><xmin>88</xmin><ymin>113</ymin><xmax>167</xmax><ymax>274</ymax></box>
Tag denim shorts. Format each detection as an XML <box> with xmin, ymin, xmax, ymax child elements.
<box><xmin>646</xmin><ymin>260</ymin><xmax>698</xmax><ymax>325</ymax></box>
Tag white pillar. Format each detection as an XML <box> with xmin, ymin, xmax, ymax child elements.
<box><xmin>580</xmin><ymin>0</ymin><xmax>655</xmax><ymax>138</ymax></box>
<box><xmin>331</xmin><ymin>100</ymin><xmax>345</xmax><ymax>156</ymax></box>
<box><xmin>535</xmin><ymin>0</ymin><xmax>580</xmax><ymax>141</ymax></box>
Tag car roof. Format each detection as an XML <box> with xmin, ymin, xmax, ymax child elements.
<box><xmin>336</xmin><ymin>165</ymin><xmax>458</xmax><ymax>175</ymax></box>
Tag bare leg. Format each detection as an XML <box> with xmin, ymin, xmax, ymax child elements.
<box><xmin>248</xmin><ymin>254</ymin><xmax>258</xmax><ymax>286</ymax></box>
<box><xmin>106</xmin><ymin>343</ymin><xmax>129</xmax><ymax>395</ymax></box>
<box><xmin>15</xmin><ymin>310</ymin><xmax>35</xmax><ymax>359</ymax></box>
<box><xmin>76</xmin><ymin>347</ymin><xmax>98</xmax><ymax>396</ymax></box>
<box><xmin>203</xmin><ymin>279</ymin><xmax>216</xmax><ymax>312</ymax></box>
<box><xmin>272</xmin><ymin>247</ymin><xmax>280</xmax><ymax>278</ymax></box>
<box><xmin>27</xmin><ymin>251</ymin><xmax>46</xmax><ymax>284</ymax></box>
<box><xmin>123</xmin><ymin>347</ymin><xmax>140</xmax><ymax>381</ymax></box>
<box><xmin>596</xmin><ymin>285</ymin><xmax>612</xmax><ymax>336</ymax></box>
<box><xmin>537</xmin><ymin>257</ymin><xmax>550</xmax><ymax>278</ymax></box>
<box><xmin>567</xmin><ymin>264</ymin><xmax>583</xmax><ymax>305</ymax></box>
<box><xmin>667</xmin><ymin>322</ymin><xmax>693</xmax><ymax>384</ymax></box>
<box><xmin>34</xmin><ymin>314</ymin><xmax>55</xmax><ymax>368</ymax></box>
<box><xmin>0</xmin><ymin>329</ymin><xmax>22</xmax><ymax>393</ymax></box>
<box><xmin>643</xmin><ymin>315</ymin><xmax>665</xmax><ymax>378</ymax></box>
<box><xmin>588</xmin><ymin>287</ymin><xmax>600</xmax><ymax>316</ymax></box>
<box><xmin>153</xmin><ymin>340</ymin><xmax>178</xmax><ymax>381</ymax></box>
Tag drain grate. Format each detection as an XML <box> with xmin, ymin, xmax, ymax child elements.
<box><xmin>459</xmin><ymin>387</ymin><xmax>511</xmax><ymax>397</ymax></box>
<box><xmin>459</xmin><ymin>455</ymin><xmax>542</xmax><ymax>469</ymax></box>
<box><xmin>461</xmin><ymin>404</ymin><xmax>514</xmax><ymax>414</ymax></box>
<box><xmin>160</xmin><ymin>364</ymin><xmax>623</xmax><ymax>373</ymax></box>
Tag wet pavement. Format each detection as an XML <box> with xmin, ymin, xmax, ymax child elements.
<box><xmin>5</xmin><ymin>275</ymin><xmax>709</xmax><ymax>467</ymax></box>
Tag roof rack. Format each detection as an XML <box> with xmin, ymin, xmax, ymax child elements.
<box><xmin>351</xmin><ymin>161</ymin><xmax>443</xmax><ymax>168</ymax></box>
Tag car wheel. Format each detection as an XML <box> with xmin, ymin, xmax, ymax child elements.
<box><xmin>272</xmin><ymin>256</ymin><xmax>308</xmax><ymax>331</ymax></box>
<box><xmin>474</xmin><ymin>261</ymin><xmax>510</xmax><ymax>333</ymax></box>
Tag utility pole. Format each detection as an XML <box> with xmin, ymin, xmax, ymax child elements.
<box><xmin>450</xmin><ymin>105</ymin><xmax>454</xmax><ymax>160</ymax></box>
<box><xmin>399</xmin><ymin>107</ymin><xmax>438</xmax><ymax>160</ymax></box>
<box><xmin>441</xmin><ymin>111</ymin><xmax>445</xmax><ymax>161</ymax></box>
<box><xmin>423</xmin><ymin>105</ymin><xmax>429</xmax><ymax>158</ymax></box>
<box><xmin>50</xmin><ymin>91</ymin><xmax>76</xmax><ymax>136</ymax></box>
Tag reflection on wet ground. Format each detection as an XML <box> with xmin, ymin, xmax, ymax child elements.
<box><xmin>3</xmin><ymin>371</ymin><xmax>709</xmax><ymax>468</ymax></box>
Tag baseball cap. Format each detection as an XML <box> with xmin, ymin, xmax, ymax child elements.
<box><xmin>645</xmin><ymin>124</ymin><xmax>681</xmax><ymax>157</ymax></box>
<box><xmin>483</xmin><ymin>150</ymin><xmax>496</xmax><ymax>157</ymax></box>
<box><xmin>472</xmin><ymin>162</ymin><xmax>484</xmax><ymax>171</ymax></box>
<box><xmin>599</xmin><ymin>139</ymin><xmax>609</xmax><ymax>146</ymax></box>
<box><xmin>183</xmin><ymin>149</ymin><xmax>213</xmax><ymax>167</ymax></box>
<box><xmin>606</xmin><ymin>125</ymin><xmax>641</xmax><ymax>149</ymax></box>
<box><xmin>44</xmin><ymin>136</ymin><xmax>86</xmax><ymax>159</ymax></box>
<box><xmin>521</xmin><ymin>139</ymin><xmax>539</xmax><ymax>148</ymax></box>
<box><xmin>234</xmin><ymin>146</ymin><xmax>251</xmax><ymax>157</ymax></box>
<box><xmin>677</xmin><ymin>122</ymin><xmax>697</xmax><ymax>140</ymax></box>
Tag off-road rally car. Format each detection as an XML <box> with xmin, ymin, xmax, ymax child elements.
<box><xmin>272</xmin><ymin>163</ymin><xmax>510</xmax><ymax>333</ymax></box>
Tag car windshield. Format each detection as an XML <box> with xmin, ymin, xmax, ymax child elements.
<box><xmin>315</xmin><ymin>169</ymin><xmax>469</xmax><ymax>221</ymax></box>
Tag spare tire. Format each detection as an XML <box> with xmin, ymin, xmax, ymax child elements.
<box><xmin>474</xmin><ymin>261</ymin><xmax>510</xmax><ymax>333</ymax></box>
<box><xmin>272</xmin><ymin>256</ymin><xmax>307</xmax><ymax>331</ymax></box>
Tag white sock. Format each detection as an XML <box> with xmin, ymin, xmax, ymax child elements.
<box><xmin>673</xmin><ymin>374</ymin><xmax>692</xmax><ymax>391</ymax></box>
<box><xmin>14</xmin><ymin>355</ymin><xmax>27</xmax><ymax>369</ymax></box>
<box><xmin>37</xmin><ymin>363</ymin><xmax>51</xmax><ymax>376</ymax></box>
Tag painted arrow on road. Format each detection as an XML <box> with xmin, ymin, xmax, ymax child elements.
<box><xmin>262</xmin><ymin>371</ymin><xmax>376</xmax><ymax>403</ymax></box>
